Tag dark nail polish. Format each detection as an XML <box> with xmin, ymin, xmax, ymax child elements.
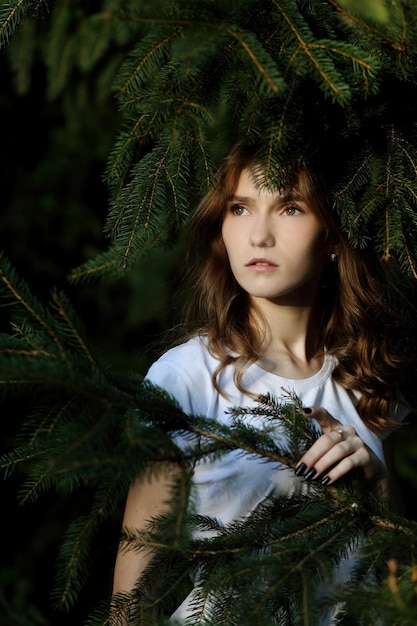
<box><xmin>321</xmin><ymin>476</ymin><xmax>330</xmax><ymax>486</ymax></box>
<box><xmin>305</xmin><ymin>468</ymin><xmax>317</xmax><ymax>481</ymax></box>
<box><xmin>294</xmin><ymin>462</ymin><xmax>307</xmax><ymax>476</ymax></box>
<box><xmin>302</xmin><ymin>407</ymin><xmax>312</xmax><ymax>414</ymax></box>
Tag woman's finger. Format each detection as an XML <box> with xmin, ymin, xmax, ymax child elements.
<box><xmin>303</xmin><ymin>406</ymin><xmax>342</xmax><ymax>433</ymax></box>
<box><xmin>296</xmin><ymin>406</ymin><xmax>361</xmax><ymax>481</ymax></box>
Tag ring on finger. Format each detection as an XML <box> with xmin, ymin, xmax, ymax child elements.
<box><xmin>331</xmin><ymin>428</ymin><xmax>345</xmax><ymax>443</ymax></box>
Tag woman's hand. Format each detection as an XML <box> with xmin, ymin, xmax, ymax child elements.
<box><xmin>294</xmin><ymin>406</ymin><xmax>387</xmax><ymax>490</ymax></box>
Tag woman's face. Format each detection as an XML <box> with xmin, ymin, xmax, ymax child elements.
<box><xmin>221</xmin><ymin>168</ymin><xmax>328</xmax><ymax>307</ymax></box>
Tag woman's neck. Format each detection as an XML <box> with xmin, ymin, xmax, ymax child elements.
<box><xmin>251</xmin><ymin>297</ymin><xmax>324</xmax><ymax>379</ymax></box>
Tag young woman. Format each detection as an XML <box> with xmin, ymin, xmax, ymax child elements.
<box><xmin>112</xmin><ymin>142</ymin><xmax>412</xmax><ymax>623</ymax></box>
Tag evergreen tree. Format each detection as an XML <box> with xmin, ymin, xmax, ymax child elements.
<box><xmin>1</xmin><ymin>1</ymin><xmax>417</xmax><ymax>624</ymax></box>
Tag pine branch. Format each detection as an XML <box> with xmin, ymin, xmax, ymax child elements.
<box><xmin>1</xmin><ymin>264</ymin><xmax>416</xmax><ymax>621</ymax></box>
<box><xmin>0</xmin><ymin>255</ymin><xmax>394</xmax><ymax>620</ymax></box>
<box><xmin>3</xmin><ymin>1</ymin><xmax>417</xmax><ymax>277</ymax></box>
<box><xmin>0</xmin><ymin>0</ymin><xmax>29</xmax><ymax>48</ymax></box>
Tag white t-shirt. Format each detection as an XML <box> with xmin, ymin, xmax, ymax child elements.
<box><xmin>145</xmin><ymin>335</ymin><xmax>407</xmax><ymax>623</ymax></box>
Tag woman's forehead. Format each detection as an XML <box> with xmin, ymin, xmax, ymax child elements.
<box><xmin>231</xmin><ymin>166</ymin><xmax>304</xmax><ymax>199</ymax></box>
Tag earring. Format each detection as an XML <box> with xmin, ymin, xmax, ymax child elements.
<box><xmin>330</xmin><ymin>253</ymin><xmax>337</xmax><ymax>262</ymax></box>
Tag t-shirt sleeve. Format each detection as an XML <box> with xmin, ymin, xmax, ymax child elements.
<box><xmin>145</xmin><ymin>349</ymin><xmax>211</xmax><ymax>455</ymax></box>
<box><xmin>146</xmin><ymin>360</ymin><xmax>202</xmax><ymax>417</ymax></box>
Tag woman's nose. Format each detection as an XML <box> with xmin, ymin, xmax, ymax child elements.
<box><xmin>249</xmin><ymin>217</ymin><xmax>275</xmax><ymax>247</ymax></box>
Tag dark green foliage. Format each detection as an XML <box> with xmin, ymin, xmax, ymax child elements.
<box><xmin>1</xmin><ymin>0</ymin><xmax>417</xmax><ymax>624</ymax></box>
<box><xmin>3</xmin><ymin>1</ymin><xmax>417</xmax><ymax>277</ymax></box>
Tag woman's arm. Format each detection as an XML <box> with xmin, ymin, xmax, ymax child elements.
<box><xmin>112</xmin><ymin>463</ymin><xmax>180</xmax><ymax>597</ymax></box>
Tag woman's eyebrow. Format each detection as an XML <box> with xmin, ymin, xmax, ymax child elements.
<box><xmin>281</xmin><ymin>189</ymin><xmax>303</xmax><ymax>202</ymax></box>
<box><xmin>227</xmin><ymin>195</ymin><xmax>252</xmax><ymax>203</ymax></box>
<box><xmin>228</xmin><ymin>190</ymin><xmax>303</xmax><ymax>203</ymax></box>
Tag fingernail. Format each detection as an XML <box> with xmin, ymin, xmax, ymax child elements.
<box><xmin>302</xmin><ymin>407</ymin><xmax>312</xmax><ymax>414</ymax></box>
<box><xmin>294</xmin><ymin>462</ymin><xmax>307</xmax><ymax>476</ymax></box>
<box><xmin>305</xmin><ymin>468</ymin><xmax>317</xmax><ymax>481</ymax></box>
<box><xmin>321</xmin><ymin>476</ymin><xmax>330</xmax><ymax>486</ymax></box>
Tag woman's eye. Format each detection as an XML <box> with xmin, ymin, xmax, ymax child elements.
<box><xmin>284</xmin><ymin>205</ymin><xmax>301</xmax><ymax>216</ymax></box>
<box><xmin>231</xmin><ymin>204</ymin><xmax>248</xmax><ymax>216</ymax></box>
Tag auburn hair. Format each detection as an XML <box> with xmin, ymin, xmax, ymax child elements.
<box><xmin>182</xmin><ymin>142</ymin><xmax>411</xmax><ymax>434</ymax></box>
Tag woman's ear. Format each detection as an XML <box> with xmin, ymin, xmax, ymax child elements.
<box><xmin>326</xmin><ymin>237</ymin><xmax>341</xmax><ymax>259</ymax></box>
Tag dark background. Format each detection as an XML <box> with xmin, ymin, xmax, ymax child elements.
<box><xmin>0</xmin><ymin>27</ymin><xmax>183</xmax><ymax>625</ymax></box>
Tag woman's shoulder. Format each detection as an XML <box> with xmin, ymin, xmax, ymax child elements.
<box><xmin>146</xmin><ymin>336</ymin><xmax>219</xmax><ymax>385</ymax></box>
<box><xmin>145</xmin><ymin>335</ymin><xmax>220</xmax><ymax>415</ymax></box>
<box><xmin>150</xmin><ymin>335</ymin><xmax>214</xmax><ymax>368</ymax></box>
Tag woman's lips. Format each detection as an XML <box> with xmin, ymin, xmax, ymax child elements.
<box><xmin>245</xmin><ymin>258</ymin><xmax>278</xmax><ymax>270</ymax></box>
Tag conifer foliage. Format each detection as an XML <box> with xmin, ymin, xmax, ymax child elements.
<box><xmin>1</xmin><ymin>0</ymin><xmax>417</xmax><ymax>624</ymax></box>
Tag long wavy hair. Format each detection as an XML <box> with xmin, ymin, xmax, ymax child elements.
<box><xmin>182</xmin><ymin>142</ymin><xmax>412</xmax><ymax>434</ymax></box>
